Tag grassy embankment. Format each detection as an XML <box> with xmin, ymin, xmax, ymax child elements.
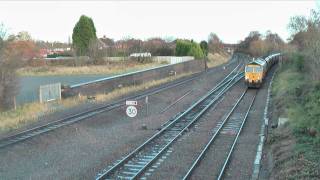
<box><xmin>17</xmin><ymin>61</ymin><xmax>166</xmax><ymax>76</ymax></box>
<box><xmin>0</xmin><ymin>72</ymin><xmax>193</xmax><ymax>134</ymax></box>
<box><xmin>268</xmin><ymin>53</ymin><xmax>320</xmax><ymax>179</ymax></box>
<box><xmin>207</xmin><ymin>52</ymin><xmax>230</xmax><ymax>68</ymax></box>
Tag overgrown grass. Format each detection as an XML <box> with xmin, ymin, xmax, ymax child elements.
<box><xmin>17</xmin><ymin>61</ymin><xmax>163</xmax><ymax>76</ymax></box>
<box><xmin>0</xmin><ymin>72</ymin><xmax>194</xmax><ymax>134</ymax></box>
<box><xmin>271</xmin><ymin>53</ymin><xmax>320</xmax><ymax>178</ymax></box>
<box><xmin>0</xmin><ymin>102</ymin><xmax>50</xmax><ymax>132</ymax></box>
<box><xmin>207</xmin><ymin>53</ymin><xmax>230</xmax><ymax>68</ymax></box>
<box><xmin>272</xmin><ymin>53</ymin><xmax>319</xmax><ymax>135</ymax></box>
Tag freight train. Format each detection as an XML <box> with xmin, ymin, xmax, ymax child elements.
<box><xmin>244</xmin><ymin>53</ymin><xmax>282</xmax><ymax>88</ymax></box>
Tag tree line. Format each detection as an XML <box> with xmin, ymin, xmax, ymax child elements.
<box><xmin>288</xmin><ymin>9</ymin><xmax>320</xmax><ymax>80</ymax></box>
<box><xmin>71</xmin><ymin>15</ymin><xmax>229</xmax><ymax>60</ymax></box>
<box><xmin>235</xmin><ymin>30</ymin><xmax>285</xmax><ymax>58</ymax></box>
<box><xmin>0</xmin><ymin>14</ymin><xmax>228</xmax><ymax>111</ymax></box>
<box><xmin>0</xmin><ymin>24</ymin><xmax>25</xmax><ymax>110</ymax></box>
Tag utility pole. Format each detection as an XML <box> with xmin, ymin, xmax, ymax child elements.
<box><xmin>204</xmin><ymin>57</ymin><xmax>208</xmax><ymax>72</ymax></box>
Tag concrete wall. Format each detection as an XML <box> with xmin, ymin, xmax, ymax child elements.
<box><xmin>104</xmin><ymin>56</ymin><xmax>194</xmax><ymax>64</ymax></box>
<box><xmin>43</xmin><ymin>56</ymin><xmax>194</xmax><ymax>65</ymax></box>
<box><xmin>62</xmin><ymin>59</ymin><xmax>205</xmax><ymax>97</ymax></box>
<box><xmin>152</xmin><ymin>56</ymin><xmax>194</xmax><ymax>64</ymax></box>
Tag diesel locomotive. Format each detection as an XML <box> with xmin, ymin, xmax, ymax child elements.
<box><xmin>245</xmin><ymin>53</ymin><xmax>282</xmax><ymax>88</ymax></box>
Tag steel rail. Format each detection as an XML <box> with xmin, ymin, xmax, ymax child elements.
<box><xmin>0</xmin><ymin>70</ymin><xmax>206</xmax><ymax>149</ymax></box>
<box><xmin>130</xmin><ymin>73</ymin><xmax>244</xmax><ymax>180</ymax></box>
<box><xmin>95</xmin><ymin>64</ymin><xmax>243</xmax><ymax>180</ymax></box>
<box><xmin>159</xmin><ymin>90</ymin><xmax>193</xmax><ymax>114</ymax></box>
<box><xmin>182</xmin><ymin>89</ymin><xmax>257</xmax><ymax>180</ymax></box>
<box><xmin>217</xmin><ymin>90</ymin><xmax>257</xmax><ymax>180</ymax></box>
<box><xmin>182</xmin><ymin>89</ymin><xmax>248</xmax><ymax>180</ymax></box>
<box><xmin>0</xmin><ymin>57</ymin><xmax>240</xmax><ymax>149</ymax></box>
<box><xmin>97</xmin><ymin>75</ymin><xmax>242</xmax><ymax>179</ymax></box>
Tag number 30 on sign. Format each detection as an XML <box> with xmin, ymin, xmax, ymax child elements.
<box><xmin>126</xmin><ymin>105</ymin><xmax>137</xmax><ymax>118</ymax></box>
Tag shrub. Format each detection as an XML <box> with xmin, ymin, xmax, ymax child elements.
<box><xmin>289</xmin><ymin>86</ymin><xmax>320</xmax><ymax>144</ymax></box>
<box><xmin>175</xmin><ymin>39</ymin><xmax>204</xmax><ymax>59</ymax></box>
<box><xmin>288</xmin><ymin>52</ymin><xmax>305</xmax><ymax>72</ymax></box>
<box><xmin>274</xmin><ymin>53</ymin><xmax>320</xmax><ymax>144</ymax></box>
<box><xmin>47</xmin><ymin>53</ymin><xmax>72</xmax><ymax>58</ymax></box>
<box><xmin>27</xmin><ymin>58</ymin><xmax>46</xmax><ymax>67</ymax></box>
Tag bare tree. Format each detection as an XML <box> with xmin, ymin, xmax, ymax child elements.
<box><xmin>16</xmin><ymin>31</ymin><xmax>32</xmax><ymax>41</ymax></box>
<box><xmin>208</xmin><ymin>33</ymin><xmax>223</xmax><ymax>54</ymax></box>
<box><xmin>0</xmin><ymin>53</ymin><xmax>20</xmax><ymax>110</ymax></box>
<box><xmin>0</xmin><ymin>25</ymin><xmax>21</xmax><ymax>110</ymax></box>
<box><xmin>248</xmin><ymin>39</ymin><xmax>270</xmax><ymax>57</ymax></box>
<box><xmin>143</xmin><ymin>38</ymin><xmax>174</xmax><ymax>56</ymax></box>
<box><xmin>288</xmin><ymin>9</ymin><xmax>320</xmax><ymax>80</ymax></box>
<box><xmin>88</xmin><ymin>38</ymin><xmax>107</xmax><ymax>64</ymax></box>
<box><xmin>301</xmin><ymin>29</ymin><xmax>320</xmax><ymax>80</ymax></box>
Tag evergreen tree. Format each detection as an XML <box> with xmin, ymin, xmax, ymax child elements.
<box><xmin>72</xmin><ymin>15</ymin><xmax>97</xmax><ymax>56</ymax></box>
<box><xmin>200</xmin><ymin>40</ymin><xmax>208</xmax><ymax>56</ymax></box>
<box><xmin>175</xmin><ymin>39</ymin><xmax>204</xmax><ymax>59</ymax></box>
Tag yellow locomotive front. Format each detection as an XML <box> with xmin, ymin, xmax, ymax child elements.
<box><xmin>245</xmin><ymin>61</ymin><xmax>266</xmax><ymax>88</ymax></box>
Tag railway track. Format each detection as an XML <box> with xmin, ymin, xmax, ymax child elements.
<box><xmin>95</xmin><ymin>65</ymin><xmax>244</xmax><ymax>180</ymax></box>
<box><xmin>0</xmin><ymin>71</ymin><xmax>206</xmax><ymax>149</ymax></box>
<box><xmin>182</xmin><ymin>88</ymin><xmax>257</xmax><ymax>180</ymax></box>
<box><xmin>0</xmin><ymin>59</ymin><xmax>240</xmax><ymax>149</ymax></box>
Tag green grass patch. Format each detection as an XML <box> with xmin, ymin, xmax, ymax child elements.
<box><xmin>272</xmin><ymin>53</ymin><xmax>320</xmax><ymax>178</ymax></box>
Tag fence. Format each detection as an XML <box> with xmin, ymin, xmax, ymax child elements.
<box><xmin>42</xmin><ymin>56</ymin><xmax>194</xmax><ymax>65</ymax></box>
<box><xmin>63</xmin><ymin>59</ymin><xmax>205</xmax><ymax>97</ymax></box>
<box><xmin>152</xmin><ymin>56</ymin><xmax>194</xmax><ymax>64</ymax></box>
<box><xmin>103</xmin><ymin>56</ymin><xmax>194</xmax><ymax>64</ymax></box>
<box><xmin>39</xmin><ymin>83</ymin><xmax>61</xmax><ymax>103</ymax></box>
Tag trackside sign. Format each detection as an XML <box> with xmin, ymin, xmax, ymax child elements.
<box><xmin>125</xmin><ymin>100</ymin><xmax>138</xmax><ymax>118</ymax></box>
<box><xmin>126</xmin><ymin>100</ymin><xmax>137</xmax><ymax>106</ymax></box>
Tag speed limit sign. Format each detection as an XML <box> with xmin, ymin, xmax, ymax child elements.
<box><xmin>126</xmin><ymin>105</ymin><xmax>137</xmax><ymax>118</ymax></box>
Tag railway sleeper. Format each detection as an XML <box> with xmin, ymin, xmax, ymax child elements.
<box><xmin>124</xmin><ymin>164</ymin><xmax>145</xmax><ymax>168</ymax></box>
<box><xmin>130</xmin><ymin>160</ymin><xmax>147</xmax><ymax>165</ymax></box>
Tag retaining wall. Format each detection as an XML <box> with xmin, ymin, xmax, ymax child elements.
<box><xmin>62</xmin><ymin>59</ymin><xmax>205</xmax><ymax>97</ymax></box>
<box><xmin>152</xmin><ymin>56</ymin><xmax>194</xmax><ymax>64</ymax></box>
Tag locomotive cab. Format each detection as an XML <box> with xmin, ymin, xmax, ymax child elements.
<box><xmin>245</xmin><ymin>59</ymin><xmax>266</xmax><ymax>88</ymax></box>
<box><xmin>245</xmin><ymin>53</ymin><xmax>282</xmax><ymax>88</ymax></box>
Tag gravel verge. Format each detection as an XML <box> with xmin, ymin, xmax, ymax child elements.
<box><xmin>148</xmin><ymin>68</ymin><xmax>276</xmax><ymax>180</ymax></box>
<box><xmin>223</xmin><ymin>67</ymin><xmax>276</xmax><ymax>180</ymax></box>
<box><xmin>148</xmin><ymin>82</ymin><xmax>246</xmax><ymax>179</ymax></box>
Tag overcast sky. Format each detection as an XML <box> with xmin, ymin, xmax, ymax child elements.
<box><xmin>0</xmin><ymin>1</ymin><xmax>317</xmax><ymax>43</ymax></box>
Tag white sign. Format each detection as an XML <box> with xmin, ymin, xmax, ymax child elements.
<box><xmin>126</xmin><ymin>100</ymin><xmax>137</xmax><ymax>106</ymax></box>
<box><xmin>126</xmin><ymin>105</ymin><xmax>137</xmax><ymax>118</ymax></box>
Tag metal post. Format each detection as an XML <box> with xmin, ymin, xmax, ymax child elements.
<box><xmin>13</xmin><ymin>96</ymin><xmax>16</xmax><ymax>110</ymax></box>
<box><xmin>59</xmin><ymin>83</ymin><xmax>62</xmax><ymax>100</ymax></box>
<box><xmin>145</xmin><ymin>96</ymin><xmax>149</xmax><ymax>117</ymax></box>
<box><xmin>39</xmin><ymin>86</ymin><xmax>42</xmax><ymax>103</ymax></box>
<box><xmin>204</xmin><ymin>57</ymin><xmax>208</xmax><ymax>72</ymax></box>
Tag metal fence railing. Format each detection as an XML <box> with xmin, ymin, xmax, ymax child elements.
<box><xmin>39</xmin><ymin>83</ymin><xmax>61</xmax><ymax>103</ymax></box>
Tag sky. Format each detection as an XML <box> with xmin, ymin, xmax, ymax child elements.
<box><xmin>0</xmin><ymin>1</ymin><xmax>318</xmax><ymax>44</ymax></box>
